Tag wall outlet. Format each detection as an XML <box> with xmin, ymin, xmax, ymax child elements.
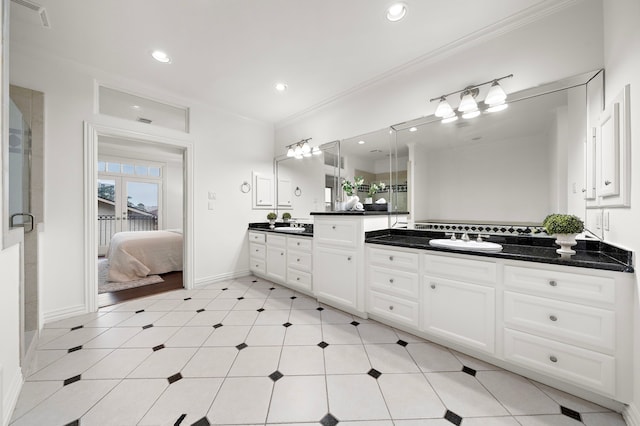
<box><xmin>208</xmin><ymin>191</ymin><xmax>216</xmax><ymax>200</ymax></box>
<box><xmin>208</xmin><ymin>201</ymin><xmax>215</xmax><ymax>211</ymax></box>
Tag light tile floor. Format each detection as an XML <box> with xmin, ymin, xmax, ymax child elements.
<box><xmin>10</xmin><ymin>275</ymin><xmax>628</xmax><ymax>426</ymax></box>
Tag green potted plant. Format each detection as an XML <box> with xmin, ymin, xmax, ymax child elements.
<box><xmin>339</xmin><ymin>176</ymin><xmax>364</xmax><ymax>210</ymax></box>
<box><xmin>282</xmin><ymin>212</ymin><xmax>292</xmax><ymax>223</ymax></box>
<box><xmin>542</xmin><ymin>214</ymin><xmax>584</xmax><ymax>255</ymax></box>
<box><xmin>267</xmin><ymin>212</ymin><xmax>277</xmax><ymax>229</ymax></box>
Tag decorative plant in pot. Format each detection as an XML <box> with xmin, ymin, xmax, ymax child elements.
<box><xmin>364</xmin><ymin>181</ymin><xmax>387</xmax><ymax>205</ymax></box>
<box><xmin>267</xmin><ymin>212</ymin><xmax>277</xmax><ymax>229</ymax></box>
<box><xmin>282</xmin><ymin>212</ymin><xmax>292</xmax><ymax>223</ymax></box>
<box><xmin>340</xmin><ymin>176</ymin><xmax>364</xmax><ymax>211</ymax></box>
<box><xmin>542</xmin><ymin>214</ymin><xmax>584</xmax><ymax>255</ymax></box>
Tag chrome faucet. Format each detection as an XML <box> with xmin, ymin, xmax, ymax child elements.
<box><xmin>475</xmin><ymin>234</ymin><xmax>490</xmax><ymax>242</ymax></box>
<box><xmin>461</xmin><ymin>232</ymin><xmax>470</xmax><ymax>242</ymax></box>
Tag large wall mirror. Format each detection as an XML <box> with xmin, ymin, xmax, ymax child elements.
<box><xmin>392</xmin><ymin>70</ymin><xmax>602</xmax><ymax>229</ymax></box>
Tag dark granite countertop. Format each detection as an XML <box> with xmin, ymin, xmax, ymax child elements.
<box><xmin>311</xmin><ymin>211</ymin><xmax>409</xmax><ymax>216</ymax></box>
<box><xmin>248</xmin><ymin>222</ymin><xmax>313</xmax><ymax>237</ymax></box>
<box><xmin>365</xmin><ymin>229</ymin><xmax>634</xmax><ymax>273</ymax></box>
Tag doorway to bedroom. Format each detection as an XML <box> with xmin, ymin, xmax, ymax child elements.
<box><xmin>96</xmin><ymin>136</ymin><xmax>185</xmax><ymax>307</ymax></box>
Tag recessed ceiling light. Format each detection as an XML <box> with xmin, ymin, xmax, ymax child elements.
<box><xmin>275</xmin><ymin>83</ymin><xmax>288</xmax><ymax>92</ymax></box>
<box><xmin>358</xmin><ymin>140</ymin><xmax>365</xmax><ymax>145</ymax></box>
<box><xmin>151</xmin><ymin>50</ymin><xmax>171</xmax><ymax>63</ymax></box>
<box><xmin>131</xmin><ymin>105</ymin><xmax>141</xmax><ymax>110</ymax></box>
<box><xmin>386</xmin><ymin>3</ymin><xmax>407</xmax><ymax>22</ymax></box>
<box><xmin>409</xmin><ymin>127</ymin><xmax>417</xmax><ymax>132</ymax></box>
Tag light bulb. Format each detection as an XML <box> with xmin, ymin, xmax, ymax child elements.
<box><xmin>286</xmin><ymin>148</ymin><xmax>295</xmax><ymax>157</ymax></box>
<box><xmin>301</xmin><ymin>142</ymin><xmax>311</xmax><ymax>153</ymax></box>
<box><xmin>485</xmin><ymin>81</ymin><xmax>507</xmax><ymax>106</ymax></box>
<box><xmin>441</xmin><ymin>114</ymin><xmax>458</xmax><ymax>124</ymax></box>
<box><xmin>294</xmin><ymin>145</ymin><xmax>302</xmax><ymax>156</ymax></box>
<box><xmin>434</xmin><ymin>97</ymin><xmax>453</xmax><ymax>118</ymax></box>
<box><xmin>386</xmin><ymin>3</ymin><xmax>407</xmax><ymax>21</ymax></box>
<box><xmin>312</xmin><ymin>146</ymin><xmax>322</xmax><ymax>155</ymax></box>
<box><xmin>409</xmin><ymin>127</ymin><xmax>417</xmax><ymax>132</ymax></box>
<box><xmin>458</xmin><ymin>90</ymin><xmax>478</xmax><ymax>112</ymax></box>
<box><xmin>151</xmin><ymin>50</ymin><xmax>171</xmax><ymax>63</ymax></box>
<box><xmin>462</xmin><ymin>109</ymin><xmax>481</xmax><ymax>119</ymax></box>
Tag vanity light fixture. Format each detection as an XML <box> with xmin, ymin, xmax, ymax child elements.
<box><xmin>312</xmin><ymin>146</ymin><xmax>322</xmax><ymax>155</ymax></box>
<box><xmin>430</xmin><ymin>74</ymin><xmax>513</xmax><ymax>123</ymax></box>
<box><xmin>386</xmin><ymin>2</ymin><xmax>407</xmax><ymax>22</ymax></box>
<box><xmin>151</xmin><ymin>50</ymin><xmax>172</xmax><ymax>63</ymax></box>
<box><xmin>285</xmin><ymin>138</ymin><xmax>313</xmax><ymax>160</ymax></box>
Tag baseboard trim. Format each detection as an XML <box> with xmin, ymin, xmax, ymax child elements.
<box><xmin>194</xmin><ymin>269</ymin><xmax>251</xmax><ymax>288</ymax></box>
<box><xmin>42</xmin><ymin>304</ymin><xmax>87</xmax><ymax>325</ymax></box>
<box><xmin>2</xmin><ymin>366</ymin><xmax>23</xmax><ymax>426</ymax></box>
<box><xmin>625</xmin><ymin>402</ymin><xmax>640</xmax><ymax>426</ymax></box>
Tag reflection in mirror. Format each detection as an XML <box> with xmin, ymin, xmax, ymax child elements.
<box><xmin>275</xmin><ymin>141</ymin><xmax>340</xmax><ymax>220</ymax></box>
<box><xmin>392</xmin><ymin>71</ymin><xmax>600</xmax><ymax>229</ymax></box>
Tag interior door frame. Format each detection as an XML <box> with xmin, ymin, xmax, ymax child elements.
<box><xmin>83</xmin><ymin>122</ymin><xmax>194</xmax><ymax>312</ymax></box>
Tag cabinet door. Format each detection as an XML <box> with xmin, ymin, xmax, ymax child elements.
<box><xmin>277</xmin><ymin>178</ymin><xmax>292</xmax><ymax>207</ymax></box>
<box><xmin>423</xmin><ymin>276</ymin><xmax>495</xmax><ymax>354</ymax></box>
<box><xmin>314</xmin><ymin>246</ymin><xmax>357</xmax><ymax>310</ymax></box>
<box><xmin>253</xmin><ymin>172</ymin><xmax>274</xmax><ymax>208</ymax></box>
<box><xmin>266</xmin><ymin>245</ymin><xmax>287</xmax><ymax>282</ymax></box>
<box><xmin>598</xmin><ymin>102</ymin><xmax>620</xmax><ymax>197</ymax></box>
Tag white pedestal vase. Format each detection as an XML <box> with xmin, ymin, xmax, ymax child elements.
<box><xmin>269</xmin><ymin>219</ymin><xmax>276</xmax><ymax>229</ymax></box>
<box><xmin>554</xmin><ymin>233</ymin><xmax>578</xmax><ymax>255</ymax></box>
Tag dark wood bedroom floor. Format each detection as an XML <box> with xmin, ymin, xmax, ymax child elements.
<box><xmin>97</xmin><ymin>271</ymin><xmax>183</xmax><ymax>308</ymax></box>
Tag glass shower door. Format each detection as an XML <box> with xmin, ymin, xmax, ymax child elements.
<box><xmin>8</xmin><ymin>98</ymin><xmax>33</xmax><ymax>231</ymax></box>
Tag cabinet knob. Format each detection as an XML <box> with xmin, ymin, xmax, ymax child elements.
<box><xmin>389</xmin><ymin>278</ymin><xmax>394</xmax><ymax>284</ymax></box>
<box><xmin>281</xmin><ymin>252</ymin><xmax>284</xmax><ymax>256</ymax></box>
<box><xmin>430</xmin><ymin>284</ymin><xmax>436</xmax><ymax>289</ymax></box>
<box><xmin>259</xmin><ymin>199</ymin><xmax>263</xmax><ymax>202</ymax></box>
<box><xmin>549</xmin><ymin>315</ymin><xmax>558</xmax><ymax>322</ymax></box>
<box><xmin>347</xmin><ymin>256</ymin><xmax>352</xmax><ymax>261</ymax></box>
<box><xmin>389</xmin><ymin>305</ymin><xmax>394</xmax><ymax>311</ymax></box>
<box><xmin>549</xmin><ymin>280</ymin><xmax>557</xmax><ymax>287</ymax></box>
<box><xmin>255</xmin><ymin>264</ymin><xmax>259</xmax><ymax>268</ymax></box>
<box><xmin>255</xmin><ymin>249</ymin><xmax>259</xmax><ymax>252</ymax></box>
<box><xmin>297</xmin><ymin>242</ymin><xmax>300</xmax><ymax>246</ymax></box>
<box><xmin>549</xmin><ymin>355</ymin><xmax>558</xmax><ymax>363</ymax></box>
<box><xmin>297</xmin><ymin>258</ymin><xmax>301</xmax><ymax>262</ymax></box>
<box><xmin>296</xmin><ymin>277</ymin><xmax>300</xmax><ymax>281</ymax></box>
<box><xmin>605</xmin><ymin>180</ymin><xmax>612</xmax><ymax>186</ymax></box>
<box><xmin>389</xmin><ymin>256</ymin><xmax>394</xmax><ymax>261</ymax></box>
<box><xmin>332</xmin><ymin>225</ymin><xmax>336</xmax><ymax>230</ymax></box>
<box><xmin>581</xmin><ymin>188</ymin><xmax>587</xmax><ymax>193</ymax></box>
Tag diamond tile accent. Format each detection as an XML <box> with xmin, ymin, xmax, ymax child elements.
<box><xmin>561</xmin><ymin>406</ymin><xmax>582</xmax><ymax>422</ymax></box>
<box><xmin>270</xmin><ymin>287</ymin><xmax>276</xmax><ymax>290</ymax></box>
<box><xmin>174</xmin><ymin>413</ymin><xmax>187</xmax><ymax>425</ymax></box>
<box><xmin>252</xmin><ymin>279</ymin><xmax>258</xmax><ymax>283</ymax></box>
<box><xmin>317</xmin><ymin>341</ymin><xmax>329</xmax><ymax>349</ymax></box>
<box><xmin>222</xmin><ymin>288</ymin><xmax>228</xmax><ymax>291</ymax></box>
<box><xmin>213</xmin><ymin>323</ymin><xmax>223</xmax><ymax>328</ymax></box>
<box><xmin>196</xmin><ymin>308</ymin><xmax>205</xmax><ymax>313</ymax></box>
<box><xmin>269</xmin><ymin>370</ymin><xmax>284</xmax><ymax>382</ymax></box>
<box><xmin>68</xmin><ymin>345</ymin><xmax>82</xmax><ymax>353</ymax></box>
<box><xmin>462</xmin><ymin>365</ymin><xmax>476</xmax><ymax>376</ymax></box>
<box><xmin>444</xmin><ymin>409</ymin><xmax>462</xmax><ymax>425</ymax></box>
<box><xmin>70</xmin><ymin>325</ymin><xmax>83</xmax><ymax>331</ymax></box>
<box><xmin>191</xmin><ymin>417</ymin><xmax>211</xmax><ymax>426</ymax></box>
<box><xmin>236</xmin><ymin>343</ymin><xmax>248</xmax><ymax>350</ymax></box>
<box><xmin>320</xmin><ymin>413</ymin><xmax>339</xmax><ymax>426</ymax></box>
<box><xmin>64</xmin><ymin>420</ymin><xmax>80</xmax><ymax>426</ymax></box>
<box><xmin>350</xmin><ymin>321</ymin><xmax>360</xmax><ymax>326</ymax></box>
<box><xmin>283</xmin><ymin>322</ymin><xmax>292</xmax><ymax>328</ymax></box>
<box><xmin>316</xmin><ymin>307</ymin><xmax>324</xmax><ymax>311</ymax></box>
<box><xmin>257</xmin><ymin>308</ymin><xmax>265</xmax><ymax>312</ymax></box>
<box><xmin>135</xmin><ymin>309</ymin><xmax>145</xmax><ymax>314</ymax></box>
<box><xmin>367</xmin><ymin>368</ymin><xmax>382</xmax><ymax>379</ymax></box>
<box><xmin>396</xmin><ymin>339</ymin><xmax>408</xmax><ymax>347</ymax></box>
<box><xmin>167</xmin><ymin>372</ymin><xmax>183</xmax><ymax>384</ymax></box>
<box><xmin>290</xmin><ymin>296</ymin><xmax>297</xmax><ymax>300</ymax></box>
<box><xmin>184</xmin><ymin>297</ymin><xmax>192</xmax><ymax>301</ymax></box>
<box><xmin>153</xmin><ymin>344</ymin><xmax>165</xmax><ymax>352</ymax></box>
<box><xmin>142</xmin><ymin>324</ymin><xmax>154</xmax><ymax>329</ymax></box>
<box><xmin>63</xmin><ymin>375</ymin><xmax>81</xmax><ymax>386</ymax></box>
<box><xmin>237</xmin><ymin>297</ymin><xmax>245</xmax><ymax>300</ymax></box>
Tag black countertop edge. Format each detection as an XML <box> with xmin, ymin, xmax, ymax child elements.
<box><xmin>248</xmin><ymin>222</ymin><xmax>313</xmax><ymax>237</ymax></box>
<box><xmin>311</xmin><ymin>211</ymin><xmax>410</xmax><ymax>216</ymax></box>
<box><xmin>364</xmin><ymin>229</ymin><xmax>634</xmax><ymax>273</ymax></box>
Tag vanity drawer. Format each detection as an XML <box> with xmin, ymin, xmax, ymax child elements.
<box><xmin>504</xmin><ymin>329</ymin><xmax>615</xmax><ymax>396</ymax></box>
<box><xmin>423</xmin><ymin>253</ymin><xmax>497</xmax><ymax>286</ymax></box>
<box><xmin>267</xmin><ymin>234</ymin><xmax>287</xmax><ymax>248</ymax></box>
<box><xmin>504</xmin><ymin>265</ymin><xmax>615</xmax><ymax>305</ymax></box>
<box><xmin>369</xmin><ymin>265</ymin><xmax>419</xmax><ymax>299</ymax></box>
<box><xmin>288</xmin><ymin>236</ymin><xmax>312</xmax><ymax>252</ymax></box>
<box><xmin>314</xmin><ymin>220</ymin><xmax>359</xmax><ymax>248</ymax></box>
<box><xmin>288</xmin><ymin>250</ymin><xmax>312</xmax><ymax>272</ymax></box>
<box><xmin>250</xmin><ymin>258</ymin><xmax>266</xmax><ymax>274</ymax></box>
<box><xmin>249</xmin><ymin>231</ymin><xmax>266</xmax><ymax>244</ymax></box>
<box><xmin>287</xmin><ymin>268</ymin><xmax>312</xmax><ymax>292</ymax></box>
<box><xmin>368</xmin><ymin>290</ymin><xmax>420</xmax><ymax>328</ymax></box>
<box><xmin>369</xmin><ymin>247</ymin><xmax>419</xmax><ymax>271</ymax></box>
<box><xmin>504</xmin><ymin>291</ymin><xmax>615</xmax><ymax>352</ymax></box>
<box><xmin>250</xmin><ymin>243</ymin><xmax>266</xmax><ymax>260</ymax></box>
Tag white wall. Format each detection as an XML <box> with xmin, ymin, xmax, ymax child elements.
<box><xmin>601</xmin><ymin>0</ymin><xmax>640</xmax><ymax>421</ymax></box>
<box><xmin>275</xmin><ymin>1</ymin><xmax>604</xmax><ymax>151</ymax></box>
<box><xmin>9</xmin><ymin>44</ymin><xmax>274</xmax><ymax>320</ymax></box>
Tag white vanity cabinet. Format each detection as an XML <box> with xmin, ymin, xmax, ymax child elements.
<box><xmin>286</xmin><ymin>236</ymin><xmax>313</xmax><ymax>293</ymax></box>
<box><xmin>248</xmin><ymin>231</ymin><xmax>266</xmax><ymax>274</ymax></box>
<box><xmin>366</xmin><ymin>246</ymin><xmax>420</xmax><ymax>328</ymax></box>
<box><xmin>422</xmin><ymin>254</ymin><xmax>497</xmax><ymax>354</ymax></box>
<box><xmin>502</xmin><ymin>264</ymin><xmax>630</xmax><ymax>398</ymax></box>
<box><xmin>266</xmin><ymin>234</ymin><xmax>287</xmax><ymax>283</ymax></box>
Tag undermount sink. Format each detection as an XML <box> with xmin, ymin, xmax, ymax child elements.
<box><xmin>429</xmin><ymin>239</ymin><xmax>503</xmax><ymax>253</ymax></box>
<box><xmin>273</xmin><ymin>227</ymin><xmax>307</xmax><ymax>233</ymax></box>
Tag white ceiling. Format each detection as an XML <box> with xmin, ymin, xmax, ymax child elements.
<box><xmin>10</xmin><ymin>0</ymin><xmax>573</xmax><ymax>124</ymax></box>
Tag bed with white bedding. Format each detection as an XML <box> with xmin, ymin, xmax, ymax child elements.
<box><xmin>106</xmin><ymin>230</ymin><xmax>183</xmax><ymax>282</ymax></box>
